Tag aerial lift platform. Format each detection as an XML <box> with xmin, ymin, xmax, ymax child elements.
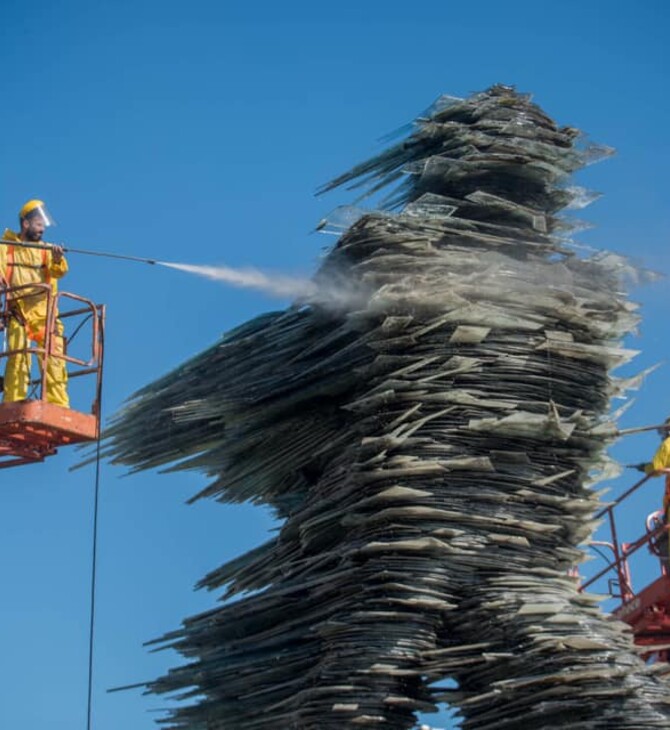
<box><xmin>0</xmin><ymin>282</ymin><xmax>104</xmax><ymax>467</ymax></box>
<box><xmin>580</xmin><ymin>474</ymin><xmax>670</xmax><ymax>661</ymax></box>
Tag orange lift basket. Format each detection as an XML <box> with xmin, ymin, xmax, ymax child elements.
<box><xmin>0</xmin><ymin>282</ymin><xmax>104</xmax><ymax>467</ymax></box>
<box><xmin>580</xmin><ymin>474</ymin><xmax>670</xmax><ymax>662</ymax></box>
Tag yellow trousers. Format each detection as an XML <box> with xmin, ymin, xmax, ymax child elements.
<box><xmin>4</xmin><ymin>316</ymin><xmax>69</xmax><ymax>407</ymax></box>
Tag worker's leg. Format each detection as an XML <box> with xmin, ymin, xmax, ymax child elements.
<box><xmin>3</xmin><ymin>318</ymin><xmax>31</xmax><ymax>402</ymax></box>
<box><xmin>41</xmin><ymin>319</ymin><xmax>69</xmax><ymax>407</ymax></box>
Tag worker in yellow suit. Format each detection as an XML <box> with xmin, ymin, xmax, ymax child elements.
<box><xmin>634</xmin><ymin>419</ymin><xmax>670</xmax><ymax>566</ymax></box>
<box><xmin>0</xmin><ymin>200</ymin><xmax>69</xmax><ymax>406</ymax></box>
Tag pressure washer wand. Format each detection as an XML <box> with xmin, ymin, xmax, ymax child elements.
<box><xmin>0</xmin><ymin>238</ymin><xmax>159</xmax><ymax>266</ymax></box>
<box><xmin>618</xmin><ymin>423</ymin><xmax>670</xmax><ymax>436</ymax></box>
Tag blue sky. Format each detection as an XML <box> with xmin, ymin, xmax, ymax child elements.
<box><xmin>0</xmin><ymin>1</ymin><xmax>668</xmax><ymax>728</ymax></box>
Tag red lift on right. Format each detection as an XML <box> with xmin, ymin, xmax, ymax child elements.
<box><xmin>580</xmin><ymin>474</ymin><xmax>670</xmax><ymax>662</ymax></box>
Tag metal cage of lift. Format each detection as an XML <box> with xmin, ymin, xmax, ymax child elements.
<box><xmin>580</xmin><ymin>474</ymin><xmax>670</xmax><ymax>661</ymax></box>
<box><xmin>0</xmin><ymin>282</ymin><xmax>105</xmax><ymax>467</ymax></box>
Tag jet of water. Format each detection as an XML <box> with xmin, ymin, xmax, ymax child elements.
<box><xmin>159</xmin><ymin>261</ymin><xmax>318</xmax><ymax>299</ymax></box>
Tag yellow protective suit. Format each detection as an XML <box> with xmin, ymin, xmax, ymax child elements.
<box><xmin>0</xmin><ymin>229</ymin><xmax>69</xmax><ymax>406</ymax></box>
<box><xmin>645</xmin><ymin>437</ymin><xmax>670</xmax><ymax>508</ymax></box>
<box><xmin>645</xmin><ymin>436</ymin><xmax>670</xmax><ymax>564</ymax></box>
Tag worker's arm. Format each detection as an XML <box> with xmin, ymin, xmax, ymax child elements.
<box><xmin>48</xmin><ymin>245</ymin><xmax>68</xmax><ymax>279</ymax></box>
<box><xmin>643</xmin><ymin>439</ymin><xmax>670</xmax><ymax>475</ymax></box>
<box><xmin>0</xmin><ymin>233</ymin><xmax>8</xmax><ymax>278</ymax></box>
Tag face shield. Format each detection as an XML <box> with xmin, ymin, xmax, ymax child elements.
<box><xmin>19</xmin><ymin>200</ymin><xmax>57</xmax><ymax>228</ymax></box>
